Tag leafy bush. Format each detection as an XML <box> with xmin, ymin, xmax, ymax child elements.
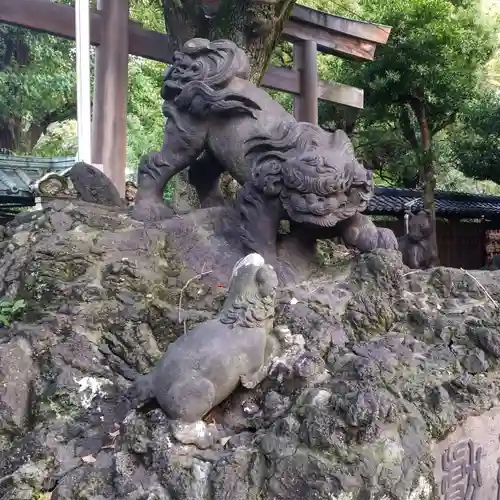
<box><xmin>0</xmin><ymin>298</ymin><xmax>26</xmax><ymax>327</ymax></box>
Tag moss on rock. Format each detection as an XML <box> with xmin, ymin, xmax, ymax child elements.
<box><xmin>2</xmin><ymin>201</ymin><xmax>500</xmax><ymax>499</ymax></box>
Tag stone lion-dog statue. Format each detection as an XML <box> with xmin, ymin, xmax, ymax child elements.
<box><xmin>128</xmin><ymin>252</ymin><xmax>280</xmax><ymax>426</ymax></box>
<box><xmin>131</xmin><ymin>37</ymin><xmax>397</xmax><ymax>256</ymax></box>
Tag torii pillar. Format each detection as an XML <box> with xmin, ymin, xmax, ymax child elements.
<box><xmin>92</xmin><ymin>0</ymin><xmax>129</xmax><ymax>197</ymax></box>
<box><xmin>293</xmin><ymin>40</ymin><xmax>318</xmax><ymax>124</ymax></box>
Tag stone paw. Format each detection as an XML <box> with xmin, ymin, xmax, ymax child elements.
<box><xmin>130</xmin><ymin>200</ymin><xmax>175</xmax><ymax>222</ymax></box>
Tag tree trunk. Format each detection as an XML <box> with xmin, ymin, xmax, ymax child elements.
<box><xmin>411</xmin><ymin>99</ymin><xmax>440</xmax><ymax>267</ymax></box>
<box><xmin>163</xmin><ymin>0</ymin><xmax>297</xmax><ymax>83</ymax></box>
<box><xmin>25</xmin><ymin>123</ymin><xmax>47</xmax><ymax>153</ymax></box>
<box><xmin>0</xmin><ymin>120</ymin><xmax>20</xmax><ymax>153</ymax></box>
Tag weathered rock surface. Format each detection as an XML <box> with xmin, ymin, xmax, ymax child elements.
<box><xmin>1</xmin><ymin>200</ymin><xmax>500</xmax><ymax>499</ymax></box>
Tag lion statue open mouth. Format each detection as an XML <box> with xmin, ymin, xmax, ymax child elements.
<box><xmin>248</xmin><ymin>121</ymin><xmax>373</xmax><ymax>228</ymax></box>
<box><xmin>131</xmin><ymin>37</ymin><xmax>397</xmax><ymax>256</ymax></box>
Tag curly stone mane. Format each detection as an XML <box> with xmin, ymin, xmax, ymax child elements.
<box><xmin>244</xmin><ymin>122</ymin><xmax>374</xmax><ymax>228</ymax></box>
<box><xmin>219</xmin><ymin>254</ymin><xmax>278</xmax><ymax>328</ymax></box>
<box><xmin>161</xmin><ymin>38</ymin><xmax>261</xmax><ymax>122</ymax></box>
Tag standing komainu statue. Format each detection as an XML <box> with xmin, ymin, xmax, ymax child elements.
<box><xmin>131</xmin><ymin>37</ymin><xmax>397</xmax><ymax>256</ymax></box>
<box><xmin>398</xmin><ymin>210</ymin><xmax>434</xmax><ymax>269</ymax></box>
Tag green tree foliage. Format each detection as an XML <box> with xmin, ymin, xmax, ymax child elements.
<box><xmin>33</xmin><ymin>120</ymin><xmax>78</xmax><ymax>157</ymax></box>
<box><xmin>129</xmin><ymin>0</ymin><xmax>164</xmax><ymax>32</ymax></box>
<box><xmin>352</xmin><ymin>0</ymin><xmax>497</xmax><ymax>131</ymax></box>
<box><xmin>0</xmin><ymin>0</ymin><xmax>166</xmax><ymax>170</ymax></box>
<box><xmin>328</xmin><ymin>0</ymin><xmax>497</xmax><ymax>263</ymax></box>
<box><xmin>125</xmin><ymin>57</ymin><xmax>164</xmax><ymax>173</ymax></box>
<box><xmin>450</xmin><ymin>88</ymin><xmax>500</xmax><ymax>184</ymax></box>
<box><xmin>0</xmin><ymin>19</ymin><xmax>76</xmax><ymax>152</ymax></box>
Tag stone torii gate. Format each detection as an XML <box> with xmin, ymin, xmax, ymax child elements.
<box><xmin>0</xmin><ymin>0</ymin><xmax>391</xmax><ymax>197</ymax></box>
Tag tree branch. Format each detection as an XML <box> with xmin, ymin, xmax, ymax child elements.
<box><xmin>39</xmin><ymin>102</ymin><xmax>78</xmax><ymax>130</ymax></box>
<box><xmin>431</xmin><ymin>112</ymin><xmax>457</xmax><ymax>135</ymax></box>
<box><xmin>398</xmin><ymin>105</ymin><xmax>419</xmax><ymax>151</ymax></box>
<box><xmin>26</xmin><ymin>101</ymin><xmax>77</xmax><ymax>151</ymax></box>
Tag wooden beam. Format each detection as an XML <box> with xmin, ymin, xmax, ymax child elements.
<box><xmin>317</xmin><ymin>80</ymin><xmax>364</xmax><ymax>109</ymax></box>
<box><xmin>301</xmin><ymin>40</ymin><xmax>318</xmax><ymax>123</ymax></box>
<box><xmin>290</xmin><ymin>4</ymin><xmax>391</xmax><ymax>45</ymax></box>
<box><xmin>0</xmin><ymin>0</ymin><xmax>172</xmax><ymax>63</ymax></box>
<box><xmin>0</xmin><ymin>0</ymin><xmax>382</xmax><ymax>63</ymax></box>
<box><xmin>283</xmin><ymin>19</ymin><xmax>376</xmax><ymax>61</ymax></box>
<box><xmin>92</xmin><ymin>0</ymin><xmax>105</xmax><ymax>168</ymax></box>
<box><xmin>0</xmin><ymin>0</ymin><xmax>102</xmax><ymax>44</ymax></box>
<box><xmin>127</xmin><ymin>19</ymin><xmax>175</xmax><ymax>63</ymax></box>
<box><xmin>0</xmin><ymin>0</ymin><xmax>364</xmax><ymax>108</ymax></box>
<box><xmin>0</xmin><ymin>0</ymin><xmax>390</xmax><ymax>49</ymax></box>
<box><xmin>262</xmin><ymin>67</ymin><xmax>364</xmax><ymax>109</ymax></box>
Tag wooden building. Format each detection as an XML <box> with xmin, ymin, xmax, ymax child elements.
<box><xmin>0</xmin><ymin>0</ymin><xmax>391</xmax><ymax>196</ymax></box>
<box><xmin>367</xmin><ymin>187</ymin><xmax>500</xmax><ymax>269</ymax></box>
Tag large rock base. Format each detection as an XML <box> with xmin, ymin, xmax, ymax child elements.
<box><xmin>1</xmin><ymin>200</ymin><xmax>500</xmax><ymax>499</ymax></box>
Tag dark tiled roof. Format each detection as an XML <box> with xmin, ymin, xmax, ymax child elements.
<box><xmin>367</xmin><ymin>187</ymin><xmax>500</xmax><ymax>218</ymax></box>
